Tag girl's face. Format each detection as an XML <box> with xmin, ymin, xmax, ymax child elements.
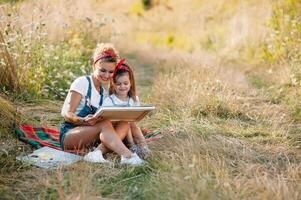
<box><xmin>114</xmin><ymin>74</ymin><xmax>131</xmax><ymax>96</ymax></box>
<box><xmin>93</xmin><ymin>61</ymin><xmax>115</xmax><ymax>84</ymax></box>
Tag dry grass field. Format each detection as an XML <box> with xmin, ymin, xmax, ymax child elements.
<box><xmin>0</xmin><ymin>0</ymin><xmax>300</xmax><ymax>199</ymax></box>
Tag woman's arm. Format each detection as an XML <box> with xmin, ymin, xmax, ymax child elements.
<box><xmin>63</xmin><ymin>91</ymin><xmax>86</xmax><ymax>125</ymax></box>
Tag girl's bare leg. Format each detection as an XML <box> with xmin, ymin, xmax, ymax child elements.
<box><xmin>130</xmin><ymin>122</ymin><xmax>147</xmax><ymax>147</ymax></box>
<box><xmin>126</xmin><ymin>128</ymin><xmax>135</xmax><ymax>147</ymax></box>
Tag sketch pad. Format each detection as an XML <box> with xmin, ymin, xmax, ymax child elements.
<box><xmin>93</xmin><ymin>106</ymin><xmax>155</xmax><ymax>122</ymax></box>
<box><xmin>16</xmin><ymin>147</ymin><xmax>82</xmax><ymax>169</ymax></box>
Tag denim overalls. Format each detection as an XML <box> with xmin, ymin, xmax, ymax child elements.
<box><xmin>59</xmin><ymin>76</ymin><xmax>104</xmax><ymax>149</ymax></box>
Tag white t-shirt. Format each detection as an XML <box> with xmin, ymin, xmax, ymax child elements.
<box><xmin>61</xmin><ymin>75</ymin><xmax>109</xmax><ymax>116</ymax></box>
<box><xmin>102</xmin><ymin>94</ymin><xmax>140</xmax><ymax>107</ymax></box>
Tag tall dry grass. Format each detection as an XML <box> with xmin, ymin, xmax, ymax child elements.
<box><xmin>246</xmin><ymin>0</ymin><xmax>301</xmax><ymax>123</ymax></box>
<box><xmin>0</xmin><ymin>31</ymin><xmax>19</xmax><ymax>92</ymax></box>
<box><xmin>149</xmin><ymin>57</ymin><xmax>291</xmax><ymax>136</ymax></box>
<box><xmin>143</xmin><ymin>54</ymin><xmax>301</xmax><ymax>199</ymax></box>
<box><xmin>144</xmin><ymin>133</ymin><xmax>301</xmax><ymax>199</ymax></box>
<box><xmin>0</xmin><ymin>1</ymin><xmax>119</xmax><ymax>99</ymax></box>
<box><xmin>0</xmin><ymin>0</ymin><xmax>274</xmax><ymax>98</ymax></box>
<box><xmin>0</xmin><ymin>95</ymin><xmax>17</xmax><ymax>131</ymax></box>
<box><xmin>1</xmin><ymin>0</ymin><xmax>273</xmax><ymax>58</ymax></box>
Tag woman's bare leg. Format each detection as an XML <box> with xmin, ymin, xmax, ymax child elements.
<box><xmin>63</xmin><ymin>120</ymin><xmax>132</xmax><ymax>157</ymax></box>
<box><xmin>98</xmin><ymin>120</ymin><xmax>132</xmax><ymax>156</ymax></box>
<box><xmin>99</xmin><ymin>121</ymin><xmax>130</xmax><ymax>154</ymax></box>
<box><xmin>63</xmin><ymin>126</ymin><xmax>100</xmax><ymax>151</ymax></box>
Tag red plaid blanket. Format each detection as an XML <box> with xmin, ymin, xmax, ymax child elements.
<box><xmin>15</xmin><ymin>125</ymin><xmax>162</xmax><ymax>151</ymax></box>
<box><xmin>15</xmin><ymin>125</ymin><xmax>61</xmax><ymax>150</ymax></box>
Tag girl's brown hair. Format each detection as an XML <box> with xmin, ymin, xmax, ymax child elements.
<box><xmin>109</xmin><ymin>61</ymin><xmax>137</xmax><ymax>101</ymax></box>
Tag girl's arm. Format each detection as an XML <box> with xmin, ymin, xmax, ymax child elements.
<box><xmin>133</xmin><ymin>96</ymin><xmax>141</xmax><ymax>106</ymax></box>
<box><xmin>63</xmin><ymin>91</ymin><xmax>86</xmax><ymax>125</ymax></box>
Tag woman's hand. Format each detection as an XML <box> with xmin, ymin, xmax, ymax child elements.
<box><xmin>83</xmin><ymin>114</ymin><xmax>98</xmax><ymax>126</ymax></box>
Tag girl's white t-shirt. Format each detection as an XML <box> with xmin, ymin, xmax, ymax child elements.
<box><xmin>102</xmin><ymin>94</ymin><xmax>140</xmax><ymax>107</ymax></box>
<box><xmin>61</xmin><ymin>75</ymin><xmax>108</xmax><ymax>116</ymax></box>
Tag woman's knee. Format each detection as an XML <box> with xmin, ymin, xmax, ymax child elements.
<box><xmin>118</xmin><ymin>121</ymin><xmax>129</xmax><ymax>127</ymax></box>
<box><xmin>96</xmin><ymin>119</ymin><xmax>113</xmax><ymax>129</ymax></box>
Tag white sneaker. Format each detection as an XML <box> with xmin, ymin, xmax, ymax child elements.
<box><xmin>120</xmin><ymin>153</ymin><xmax>144</xmax><ymax>166</ymax></box>
<box><xmin>84</xmin><ymin>149</ymin><xmax>110</xmax><ymax>163</ymax></box>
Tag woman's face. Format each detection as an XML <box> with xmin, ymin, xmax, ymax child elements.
<box><xmin>114</xmin><ymin>74</ymin><xmax>131</xmax><ymax>97</ymax></box>
<box><xmin>93</xmin><ymin>61</ymin><xmax>115</xmax><ymax>84</ymax></box>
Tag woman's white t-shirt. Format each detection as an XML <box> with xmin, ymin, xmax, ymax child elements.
<box><xmin>102</xmin><ymin>94</ymin><xmax>140</xmax><ymax>107</ymax></box>
<box><xmin>61</xmin><ymin>75</ymin><xmax>109</xmax><ymax>116</ymax></box>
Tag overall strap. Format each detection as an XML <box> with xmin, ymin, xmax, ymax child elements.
<box><xmin>99</xmin><ymin>86</ymin><xmax>104</xmax><ymax>106</ymax></box>
<box><xmin>109</xmin><ymin>96</ymin><xmax>117</xmax><ymax>106</ymax></box>
<box><xmin>85</xmin><ymin>76</ymin><xmax>92</xmax><ymax>100</ymax></box>
<box><xmin>86</xmin><ymin>76</ymin><xmax>103</xmax><ymax>106</ymax></box>
<box><xmin>109</xmin><ymin>95</ymin><xmax>131</xmax><ymax>107</ymax></box>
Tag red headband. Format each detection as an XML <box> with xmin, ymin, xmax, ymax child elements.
<box><xmin>113</xmin><ymin>58</ymin><xmax>130</xmax><ymax>79</ymax></box>
<box><xmin>93</xmin><ymin>50</ymin><xmax>117</xmax><ymax>64</ymax></box>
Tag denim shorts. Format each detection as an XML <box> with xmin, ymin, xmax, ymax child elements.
<box><xmin>59</xmin><ymin>122</ymin><xmax>76</xmax><ymax>149</ymax></box>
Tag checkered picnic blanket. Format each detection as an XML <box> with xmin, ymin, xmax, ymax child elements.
<box><xmin>15</xmin><ymin>125</ymin><xmax>162</xmax><ymax>151</ymax></box>
<box><xmin>15</xmin><ymin>125</ymin><xmax>61</xmax><ymax>150</ymax></box>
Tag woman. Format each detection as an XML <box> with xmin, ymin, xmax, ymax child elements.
<box><xmin>59</xmin><ymin>43</ymin><xmax>144</xmax><ymax>166</ymax></box>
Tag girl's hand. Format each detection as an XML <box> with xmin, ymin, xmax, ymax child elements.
<box><xmin>83</xmin><ymin>114</ymin><xmax>98</xmax><ymax>126</ymax></box>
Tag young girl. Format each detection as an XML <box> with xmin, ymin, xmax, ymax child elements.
<box><xmin>102</xmin><ymin>59</ymin><xmax>151</xmax><ymax>159</ymax></box>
